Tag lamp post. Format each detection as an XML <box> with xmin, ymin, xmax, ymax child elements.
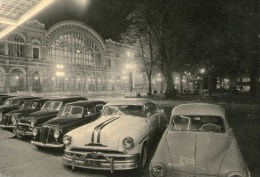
<box><xmin>56</xmin><ymin>64</ymin><xmax>64</xmax><ymax>95</ymax></box>
<box><xmin>199</xmin><ymin>68</ymin><xmax>205</xmax><ymax>94</ymax></box>
<box><xmin>15</xmin><ymin>76</ymin><xmax>19</xmax><ymax>95</ymax></box>
<box><xmin>125</xmin><ymin>63</ymin><xmax>136</xmax><ymax>93</ymax></box>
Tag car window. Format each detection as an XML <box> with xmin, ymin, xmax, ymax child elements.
<box><xmin>96</xmin><ymin>104</ymin><xmax>104</xmax><ymax>113</ymax></box>
<box><xmin>58</xmin><ymin>106</ymin><xmax>84</xmax><ymax>118</ymax></box>
<box><xmin>145</xmin><ymin>103</ymin><xmax>157</xmax><ymax>115</ymax></box>
<box><xmin>85</xmin><ymin>105</ymin><xmax>96</xmax><ymax>116</ymax></box>
<box><xmin>102</xmin><ymin>105</ymin><xmax>144</xmax><ymax>117</ymax></box>
<box><xmin>11</xmin><ymin>99</ymin><xmax>20</xmax><ymax>105</ymax></box>
<box><xmin>41</xmin><ymin>101</ymin><xmax>62</xmax><ymax>111</ymax></box>
<box><xmin>171</xmin><ymin>115</ymin><xmax>226</xmax><ymax>133</ymax></box>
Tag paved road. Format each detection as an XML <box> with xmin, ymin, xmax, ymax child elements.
<box><xmin>0</xmin><ymin>129</ymin><xmax>157</xmax><ymax>177</ymax></box>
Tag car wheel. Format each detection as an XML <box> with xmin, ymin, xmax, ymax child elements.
<box><xmin>140</xmin><ymin>144</ymin><xmax>148</xmax><ymax>169</ymax></box>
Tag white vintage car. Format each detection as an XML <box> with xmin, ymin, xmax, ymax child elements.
<box><xmin>62</xmin><ymin>98</ymin><xmax>166</xmax><ymax>172</ymax></box>
<box><xmin>149</xmin><ymin>103</ymin><xmax>251</xmax><ymax>177</ymax></box>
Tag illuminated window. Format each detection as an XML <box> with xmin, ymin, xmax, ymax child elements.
<box><xmin>33</xmin><ymin>47</ymin><xmax>39</xmax><ymax>59</ymax></box>
<box><xmin>8</xmin><ymin>35</ymin><xmax>25</xmax><ymax>57</ymax></box>
<box><xmin>0</xmin><ymin>42</ymin><xmax>4</xmax><ymax>55</ymax></box>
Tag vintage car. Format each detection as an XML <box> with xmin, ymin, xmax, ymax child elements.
<box><xmin>0</xmin><ymin>96</ymin><xmax>41</xmax><ymax>129</ymax></box>
<box><xmin>2</xmin><ymin>98</ymin><xmax>49</xmax><ymax>130</ymax></box>
<box><xmin>149</xmin><ymin>103</ymin><xmax>251</xmax><ymax>177</ymax></box>
<box><xmin>15</xmin><ymin>96</ymin><xmax>87</xmax><ymax>137</ymax></box>
<box><xmin>31</xmin><ymin>100</ymin><xmax>106</xmax><ymax>148</ymax></box>
<box><xmin>62</xmin><ymin>98</ymin><xmax>166</xmax><ymax>172</ymax></box>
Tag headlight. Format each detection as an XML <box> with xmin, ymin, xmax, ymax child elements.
<box><xmin>11</xmin><ymin>116</ymin><xmax>17</xmax><ymax>125</ymax></box>
<box><xmin>151</xmin><ymin>163</ymin><xmax>167</xmax><ymax>177</ymax></box>
<box><xmin>227</xmin><ymin>172</ymin><xmax>243</xmax><ymax>177</ymax></box>
<box><xmin>122</xmin><ymin>137</ymin><xmax>134</xmax><ymax>149</ymax></box>
<box><xmin>54</xmin><ymin>129</ymin><xmax>60</xmax><ymax>139</ymax></box>
<box><xmin>63</xmin><ymin>135</ymin><xmax>71</xmax><ymax>145</ymax></box>
<box><xmin>30</xmin><ymin>119</ymin><xmax>36</xmax><ymax>127</ymax></box>
<box><xmin>32</xmin><ymin>128</ymin><xmax>38</xmax><ymax>136</ymax></box>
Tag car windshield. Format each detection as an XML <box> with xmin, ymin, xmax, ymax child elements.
<box><xmin>57</xmin><ymin>106</ymin><xmax>84</xmax><ymax>118</ymax></box>
<box><xmin>41</xmin><ymin>101</ymin><xmax>62</xmax><ymax>111</ymax></box>
<box><xmin>11</xmin><ymin>99</ymin><xmax>21</xmax><ymax>105</ymax></box>
<box><xmin>102</xmin><ymin>105</ymin><xmax>144</xmax><ymax>117</ymax></box>
<box><xmin>20</xmin><ymin>101</ymin><xmax>37</xmax><ymax>110</ymax></box>
<box><xmin>170</xmin><ymin>115</ymin><xmax>226</xmax><ymax>133</ymax></box>
<box><xmin>3</xmin><ymin>98</ymin><xmax>13</xmax><ymax>106</ymax></box>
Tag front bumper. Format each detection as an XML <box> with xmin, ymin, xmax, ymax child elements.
<box><xmin>16</xmin><ymin>123</ymin><xmax>32</xmax><ymax>136</ymax></box>
<box><xmin>31</xmin><ymin>140</ymin><xmax>64</xmax><ymax>148</ymax></box>
<box><xmin>63</xmin><ymin>150</ymin><xmax>140</xmax><ymax>172</ymax></box>
<box><xmin>16</xmin><ymin>129</ymin><xmax>33</xmax><ymax>136</ymax></box>
<box><xmin>0</xmin><ymin>124</ymin><xmax>16</xmax><ymax>129</ymax></box>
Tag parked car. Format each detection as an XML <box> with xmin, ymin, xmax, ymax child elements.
<box><xmin>0</xmin><ymin>96</ymin><xmax>41</xmax><ymax>129</ymax></box>
<box><xmin>15</xmin><ymin>96</ymin><xmax>87</xmax><ymax>137</ymax></box>
<box><xmin>62</xmin><ymin>98</ymin><xmax>166</xmax><ymax>172</ymax></box>
<box><xmin>2</xmin><ymin>98</ymin><xmax>49</xmax><ymax>130</ymax></box>
<box><xmin>31</xmin><ymin>100</ymin><xmax>106</xmax><ymax>149</ymax></box>
<box><xmin>149</xmin><ymin>103</ymin><xmax>251</xmax><ymax>177</ymax></box>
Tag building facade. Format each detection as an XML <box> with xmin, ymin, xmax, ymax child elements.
<box><xmin>0</xmin><ymin>20</ymin><xmax>134</xmax><ymax>94</ymax></box>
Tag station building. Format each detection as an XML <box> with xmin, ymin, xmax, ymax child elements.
<box><xmin>0</xmin><ymin>20</ymin><xmax>134</xmax><ymax>94</ymax></box>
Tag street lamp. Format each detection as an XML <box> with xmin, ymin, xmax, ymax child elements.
<box><xmin>56</xmin><ymin>64</ymin><xmax>65</xmax><ymax>95</ymax></box>
<box><xmin>15</xmin><ymin>76</ymin><xmax>19</xmax><ymax>95</ymax></box>
<box><xmin>125</xmin><ymin>63</ymin><xmax>136</xmax><ymax>93</ymax></box>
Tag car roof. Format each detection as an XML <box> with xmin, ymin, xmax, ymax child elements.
<box><xmin>47</xmin><ymin>96</ymin><xmax>87</xmax><ymax>101</ymax></box>
<box><xmin>171</xmin><ymin>103</ymin><xmax>225</xmax><ymax>118</ymax></box>
<box><xmin>8</xmin><ymin>96</ymin><xmax>39</xmax><ymax>100</ymax></box>
<box><xmin>26</xmin><ymin>98</ymin><xmax>50</xmax><ymax>102</ymax></box>
<box><xmin>65</xmin><ymin>100</ymin><xmax>106</xmax><ymax>107</ymax></box>
<box><xmin>105</xmin><ymin>98</ymin><xmax>153</xmax><ymax>106</ymax></box>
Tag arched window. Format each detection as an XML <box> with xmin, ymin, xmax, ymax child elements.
<box><xmin>8</xmin><ymin>34</ymin><xmax>25</xmax><ymax>57</ymax></box>
<box><xmin>32</xmin><ymin>41</ymin><xmax>40</xmax><ymax>60</ymax></box>
<box><xmin>47</xmin><ymin>31</ymin><xmax>102</xmax><ymax>68</ymax></box>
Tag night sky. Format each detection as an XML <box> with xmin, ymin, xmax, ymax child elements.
<box><xmin>35</xmin><ymin>0</ymin><xmax>134</xmax><ymax>41</ymax></box>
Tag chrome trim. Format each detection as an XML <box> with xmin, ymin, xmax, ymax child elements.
<box><xmin>63</xmin><ymin>152</ymin><xmax>140</xmax><ymax>172</ymax></box>
<box><xmin>31</xmin><ymin>140</ymin><xmax>64</xmax><ymax>148</ymax></box>
<box><xmin>0</xmin><ymin>124</ymin><xmax>16</xmax><ymax>128</ymax></box>
<box><xmin>16</xmin><ymin>129</ymin><xmax>32</xmax><ymax>136</ymax></box>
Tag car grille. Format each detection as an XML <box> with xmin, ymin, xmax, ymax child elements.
<box><xmin>68</xmin><ymin>147</ymin><xmax>126</xmax><ymax>161</ymax></box>
<box><xmin>2</xmin><ymin>115</ymin><xmax>11</xmax><ymax>126</ymax></box>
<box><xmin>17</xmin><ymin>123</ymin><xmax>30</xmax><ymax>131</ymax></box>
<box><xmin>40</xmin><ymin>126</ymin><xmax>52</xmax><ymax>144</ymax></box>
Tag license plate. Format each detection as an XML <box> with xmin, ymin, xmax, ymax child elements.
<box><xmin>84</xmin><ymin>159</ymin><xmax>101</xmax><ymax>167</ymax></box>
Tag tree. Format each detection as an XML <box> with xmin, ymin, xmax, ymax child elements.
<box><xmin>121</xmin><ymin>18</ymin><xmax>159</xmax><ymax>95</ymax></box>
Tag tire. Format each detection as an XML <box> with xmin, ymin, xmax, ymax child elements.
<box><xmin>140</xmin><ymin>144</ymin><xmax>148</xmax><ymax>169</ymax></box>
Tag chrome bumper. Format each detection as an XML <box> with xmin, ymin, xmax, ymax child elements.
<box><xmin>63</xmin><ymin>150</ymin><xmax>140</xmax><ymax>173</ymax></box>
<box><xmin>16</xmin><ymin>129</ymin><xmax>32</xmax><ymax>136</ymax></box>
<box><xmin>0</xmin><ymin>124</ymin><xmax>16</xmax><ymax>128</ymax></box>
<box><xmin>31</xmin><ymin>140</ymin><xmax>64</xmax><ymax>148</ymax></box>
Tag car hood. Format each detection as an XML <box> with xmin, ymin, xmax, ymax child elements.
<box><xmin>67</xmin><ymin>115</ymin><xmax>148</xmax><ymax>151</ymax></box>
<box><xmin>8</xmin><ymin>109</ymin><xmax>36</xmax><ymax>116</ymax></box>
<box><xmin>28</xmin><ymin>110</ymin><xmax>58</xmax><ymax>119</ymax></box>
<box><xmin>166</xmin><ymin>131</ymin><xmax>231</xmax><ymax>175</ymax></box>
<box><xmin>0</xmin><ymin>105</ymin><xmax>18</xmax><ymax>112</ymax></box>
<box><xmin>44</xmin><ymin>116</ymin><xmax>80</xmax><ymax>127</ymax></box>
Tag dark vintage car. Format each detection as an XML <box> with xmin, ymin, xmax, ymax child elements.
<box><xmin>15</xmin><ymin>96</ymin><xmax>87</xmax><ymax>137</ymax></box>
<box><xmin>31</xmin><ymin>100</ymin><xmax>106</xmax><ymax>148</ymax></box>
<box><xmin>3</xmin><ymin>98</ymin><xmax>49</xmax><ymax>130</ymax></box>
<box><xmin>0</xmin><ymin>96</ymin><xmax>41</xmax><ymax>129</ymax></box>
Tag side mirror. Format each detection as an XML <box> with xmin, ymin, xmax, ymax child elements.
<box><xmin>146</xmin><ymin>112</ymin><xmax>151</xmax><ymax>118</ymax></box>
